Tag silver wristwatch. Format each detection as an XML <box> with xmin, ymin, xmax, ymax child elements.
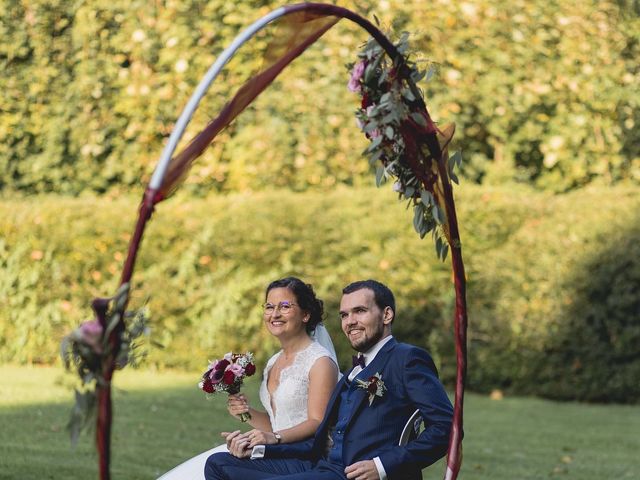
<box><xmin>274</xmin><ymin>432</ymin><xmax>282</xmax><ymax>444</ymax></box>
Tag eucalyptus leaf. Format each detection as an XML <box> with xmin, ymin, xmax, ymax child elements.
<box><xmin>420</xmin><ymin>190</ymin><xmax>433</xmax><ymax>207</ymax></box>
<box><xmin>385</xmin><ymin>126</ymin><xmax>395</xmax><ymax>139</ymax></box>
<box><xmin>411</xmin><ymin>69</ymin><xmax>426</xmax><ymax>83</ymax></box>
<box><xmin>405</xmin><ymin>186</ymin><xmax>415</xmax><ymax>198</ymax></box>
<box><xmin>426</xmin><ymin>65</ymin><xmax>436</xmax><ymax>81</ymax></box>
<box><xmin>441</xmin><ymin>243</ymin><xmax>449</xmax><ymax>261</ymax></box>
<box><xmin>449</xmin><ymin>150</ymin><xmax>463</xmax><ymax>168</ymax></box>
<box><xmin>364</xmin><ymin>121</ymin><xmax>379</xmax><ymax>134</ymax></box>
<box><xmin>364</xmin><ymin>63</ymin><xmax>375</xmax><ymax>83</ymax></box>
<box><xmin>369</xmin><ymin>149</ymin><xmax>383</xmax><ymax>165</ymax></box>
<box><xmin>432</xmin><ymin>204</ymin><xmax>440</xmax><ymax>225</ymax></box>
<box><xmin>410</xmin><ymin>112</ymin><xmax>427</xmax><ymax>127</ymax></box>
<box><xmin>382</xmin><ymin>113</ymin><xmax>397</xmax><ymax>124</ymax></box>
<box><xmin>366</xmin><ymin>135</ymin><xmax>383</xmax><ymax>152</ymax></box>
<box><xmin>435</xmin><ymin>236</ymin><xmax>443</xmax><ymax>257</ymax></box>
<box><xmin>104</xmin><ymin>310</ymin><xmax>121</xmax><ymax>339</ymax></box>
<box><xmin>114</xmin><ymin>283</ymin><xmax>130</xmax><ymax>310</ymax></box>
<box><xmin>378</xmin><ymin>70</ymin><xmax>387</xmax><ymax>86</ymax></box>
<box><xmin>413</xmin><ymin>204</ymin><xmax>424</xmax><ymax>234</ymax></box>
<box><xmin>375</xmin><ymin>165</ymin><xmax>385</xmax><ymax>187</ymax></box>
<box><xmin>402</xmin><ymin>88</ymin><xmax>415</xmax><ymax>101</ymax></box>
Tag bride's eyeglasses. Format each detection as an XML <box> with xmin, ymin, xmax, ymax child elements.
<box><xmin>262</xmin><ymin>301</ymin><xmax>298</xmax><ymax>315</ymax></box>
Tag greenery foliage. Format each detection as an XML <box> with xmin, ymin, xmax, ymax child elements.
<box><xmin>1</xmin><ymin>186</ymin><xmax>638</xmax><ymax>402</ymax></box>
<box><xmin>1</xmin><ymin>0</ymin><xmax>638</xmax><ymax>195</ymax></box>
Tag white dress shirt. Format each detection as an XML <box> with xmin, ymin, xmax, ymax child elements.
<box><xmin>349</xmin><ymin>335</ymin><xmax>394</xmax><ymax>480</ymax></box>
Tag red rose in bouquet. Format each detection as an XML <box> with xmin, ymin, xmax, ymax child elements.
<box><xmin>198</xmin><ymin>352</ymin><xmax>256</xmax><ymax>422</ymax></box>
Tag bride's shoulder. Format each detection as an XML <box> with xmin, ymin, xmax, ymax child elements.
<box><xmin>304</xmin><ymin>341</ymin><xmax>336</xmax><ymax>364</ymax></box>
<box><xmin>307</xmin><ymin>340</ymin><xmax>331</xmax><ymax>355</ymax></box>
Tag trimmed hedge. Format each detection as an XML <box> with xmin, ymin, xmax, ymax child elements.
<box><xmin>1</xmin><ymin>0</ymin><xmax>638</xmax><ymax>194</ymax></box>
<box><xmin>1</xmin><ymin>185</ymin><xmax>639</xmax><ymax>402</ymax></box>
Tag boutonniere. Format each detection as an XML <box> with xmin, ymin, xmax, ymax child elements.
<box><xmin>355</xmin><ymin>372</ymin><xmax>387</xmax><ymax>406</ymax></box>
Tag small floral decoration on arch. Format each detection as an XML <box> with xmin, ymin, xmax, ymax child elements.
<box><xmin>348</xmin><ymin>31</ymin><xmax>462</xmax><ymax>261</ymax></box>
<box><xmin>60</xmin><ymin>283</ymin><xmax>150</xmax><ymax>444</ymax></box>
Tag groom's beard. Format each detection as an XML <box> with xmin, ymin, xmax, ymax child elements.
<box><xmin>349</xmin><ymin>321</ymin><xmax>385</xmax><ymax>353</ymax></box>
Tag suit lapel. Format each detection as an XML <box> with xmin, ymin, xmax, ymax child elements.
<box><xmin>345</xmin><ymin>338</ymin><xmax>397</xmax><ymax>424</ymax></box>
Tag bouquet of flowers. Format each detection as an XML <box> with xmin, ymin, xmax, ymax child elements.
<box><xmin>199</xmin><ymin>352</ymin><xmax>257</xmax><ymax>422</ymax></box>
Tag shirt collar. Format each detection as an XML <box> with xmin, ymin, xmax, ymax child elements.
<box><xmin>361</xmin><ymin>335</ymin><xmax>393</xmax><ymax>367</ymax></box>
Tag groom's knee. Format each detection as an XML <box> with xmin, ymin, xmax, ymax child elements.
<box><xmin>204</xmin><ymin>452</ymin><xmax>234</xmax><ymax>480</ymax></box>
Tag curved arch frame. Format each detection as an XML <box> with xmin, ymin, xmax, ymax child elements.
<box><xmin>97</xmin><ymin>4</ymin><xmax>467</xmax><ymax>480</ymax></box>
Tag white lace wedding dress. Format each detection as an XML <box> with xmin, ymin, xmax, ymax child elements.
<box><xmin>157</xmin><ymin>341</ymin><xmax>337</xmax><ymax>480</ymax></box>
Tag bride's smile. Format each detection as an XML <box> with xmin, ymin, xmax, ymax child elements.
<box><xmin>263</xmin><ymin>287</ymin><xmax>309</xmax><ymax>340</ymax></box>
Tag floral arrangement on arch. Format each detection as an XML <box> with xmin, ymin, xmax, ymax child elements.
<box><xmin>348</xmin><ymin>31</ymin><xmax>462</xmax><ymax>261</ymax></box>
<box><xmin>60</xmin><ymin>283</ymin><xmax>150</xmax><ymax>444</ymax></box>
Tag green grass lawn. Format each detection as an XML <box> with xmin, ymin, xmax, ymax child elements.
<box><xmin>0</xmin><ymin>365</ymin><xmax>638</xmax><ymax>480</ymax></box>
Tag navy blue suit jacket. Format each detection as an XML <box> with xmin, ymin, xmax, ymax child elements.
<box><xmin>264</xmin><ymin>338</ymin><xmax>454</xmax><ymax>480</ymax></box>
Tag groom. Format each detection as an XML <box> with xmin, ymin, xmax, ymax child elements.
<box><xmin>205</xmin><ymin>279</ymin><xmax>454</xmax><ymax>480</ymax></box>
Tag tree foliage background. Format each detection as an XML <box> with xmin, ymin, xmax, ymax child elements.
<box><xmin>1</xmin><ymin>0</ymin><xmax>638</xmax><ymax>195</ymax></box>
<box><xmin>1</xmin><ymin>0</ymin><xmax>639</xmax><ymax>403</ymax></box>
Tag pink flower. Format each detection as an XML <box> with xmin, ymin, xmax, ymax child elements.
<box><xmin>392</xmin><ymin>181</ymin><xmax>404</xmax><ymax>193</ymax></box>
<box><xmin>348</xmin><ymin>60</ymin><xmax>366</xmax><ymax>92</ymax></box>
<box><xmin>79</xmin><ymin>319</ymin><xmax>103</xmax><ymax>352</ymax></box>
<box><xmin>227</xmin><ymin>363</ymin><xmax>244</xmax><ymax>377</ymax></box>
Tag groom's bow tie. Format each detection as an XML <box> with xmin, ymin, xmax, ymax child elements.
<box><xmin>352</xmin><ymin>354</ymin><xmax>366</xmax><ymax>369</ymax></box>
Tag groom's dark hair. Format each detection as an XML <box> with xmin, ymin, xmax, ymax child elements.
<box><xmin>343</xmin><ymin>280</ymin><xmax>395</xmax><ymax>318</ymax></box>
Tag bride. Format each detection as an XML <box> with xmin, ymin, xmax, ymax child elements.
<box><xmin>158</xmin><ymin>277</ymin><xmax>339</xmax><ymax>479</ymax></box>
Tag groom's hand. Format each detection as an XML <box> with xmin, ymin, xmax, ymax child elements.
<box><xmin>344</xmin><ymin>460</ymin><xmax>380</xmax><ymax>480</ymax></box>
<box><xmin>222</xmin><ymin>430</ymin><xmax>252</xmax><ymax>458</ymax></box>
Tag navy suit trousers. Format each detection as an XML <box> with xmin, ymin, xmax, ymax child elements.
<box><xmin>204</xmin><ymin>452</ymin><xmax>347</xmax><ymax>480</ymax></box>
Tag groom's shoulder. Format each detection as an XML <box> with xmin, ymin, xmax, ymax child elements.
<box><xmin>393</xmin><ymin>340</ymin><xmax>432</xmax><ymax>357</ymax></box>
<box><xmin>392</xmin><ymin>341</ymin><xmax>438</xmax><ymax>373</ymax></box>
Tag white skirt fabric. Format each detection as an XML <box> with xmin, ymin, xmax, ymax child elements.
<box><xmin>157</xmin><ymin>444</ymin><xmax>227</xmax><ymax>480</ymax></box>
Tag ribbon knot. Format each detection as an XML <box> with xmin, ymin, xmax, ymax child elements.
<box><xmin>352</xmin><ymin>354</ymin><xmax>366</xmax><ymax>369</ymax></box>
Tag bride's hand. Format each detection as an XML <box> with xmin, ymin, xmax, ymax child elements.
<box><xmin>245</xmin><ymin>429</ymin><xmax>279</xmax><ymax>448</ymax></box>
<box><xmin>227</xmin><ymin>393</ymin><xmax>250</xmax><ymax>419</ymax></box>
<box><xmin>221</xmin><ymin>430</ymin><xmax>251</xmax><ymax>458</ymax></box>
